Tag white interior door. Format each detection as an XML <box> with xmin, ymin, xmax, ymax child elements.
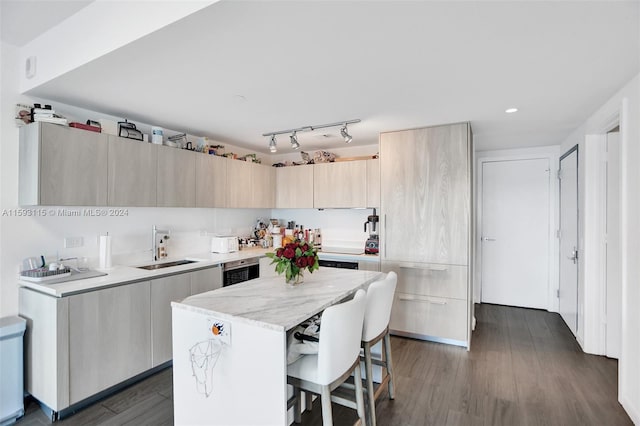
<box><xmin>559</xmin><ymin>146</ymin><xmax>579</xmax><ymax>336</ymax></box>
<box><xmin>481</xmin><ymin>159</ymin><xmax>550</xmax><ymax>309</ymax></box>
<box><xmin>605</xmin><ymin>132</ymin><xmax>621</xmax><ymax>359</ymax></box>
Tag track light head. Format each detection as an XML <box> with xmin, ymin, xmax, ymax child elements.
<box><xmin>340</xmin><ymin>125</ymin><xmax>352</xmax><ymax>143</ymax></box>
<box><xmin>269</xmin><ymin>135</ymin><xmax>277</xmax><ymax>153</ymax></box>
<box><xmin>290</xmin><ymin>132</ymin><xmax>300</xmax><ymax>150</ymax></box>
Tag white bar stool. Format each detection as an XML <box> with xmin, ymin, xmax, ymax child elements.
<box><xmin>287</xmin><ymin>289</ymin><xmax>368</xmax><ymax>426</ymax></box>
<box><xmin>361</xmin><ymin>271</ymin><xmax>397</xmax><ymax>426</ymax></box>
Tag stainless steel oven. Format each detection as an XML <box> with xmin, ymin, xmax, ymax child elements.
<box><xmin>223</xmin><ymin>258</ymin><xmax>259</xmax><ymax>286</ymax></box>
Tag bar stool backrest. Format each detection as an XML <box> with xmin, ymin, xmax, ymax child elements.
<box><xmin>362</xmin><ymin>272</ymin><xmax>398</xmax><ymax>342</ymax></box>
<box><xmin>317</xmin><ymin>289</ymin><xmax>366</xmax><ymax>385</ymax></box>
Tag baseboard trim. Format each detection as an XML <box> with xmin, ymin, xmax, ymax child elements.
<box><xmin>619</xmin><ymin>394</ymin><xmax>640</xmax><ymax>425</ymax></box>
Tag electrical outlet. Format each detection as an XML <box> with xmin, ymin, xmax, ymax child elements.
<box><xmin>64</xmin><ymin>236</ymin><xmax>84</xmax><ymax>249</ymax></box>
<box><xmin>207</xmin><ymin>318</ymin><xmax>231</xmax><ymax>346</ymax></box>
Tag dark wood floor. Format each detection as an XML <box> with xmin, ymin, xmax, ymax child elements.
<box><xmin>17</xmin><ymin>304</ymin><xmax>632</xmax><ymax>426</ymax></box>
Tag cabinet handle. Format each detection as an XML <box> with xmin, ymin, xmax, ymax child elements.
<box><xmin>384</xmin><ymin>214</ymin><xmax>387</xmax><ymax>257</ymax></box>
<box><xmin>398</xmin><ymin>263</ymin><xmax>448</xmax><ymax>272</ymax></box>
<box><xmin>398</xmin><ymin>295</ymin><xmax>447</xmax><ymax>305</ymax></box>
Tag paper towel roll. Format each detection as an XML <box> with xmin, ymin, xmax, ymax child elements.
<box><xmin>99</xmin><ymin>235</ymin><xmax>112</xmax><ymax>269</ymax></box>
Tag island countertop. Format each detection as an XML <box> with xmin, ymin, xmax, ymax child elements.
<box><xmin>172</xmin><ymin>267</ymin><xmax>384</xmax><ymax>332</ymax></box>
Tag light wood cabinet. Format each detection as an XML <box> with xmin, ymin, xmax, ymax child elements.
<box><xmin>108</xmin><ymin>136</ymin><xmax>157</xmax><ymax>206</ymax></box>
<box><xmin>68</xmin><ymin>282</ymin><xmax>151</xmax><ymax>404</ymax></box>
<box><xmin>253</xmin><ymin>163</ymin><xmax>276</xmax><ymax>208</ymax></box>
<box><xmin>381</xmin><ymin>123</ymin><xmax>469</xmax><ymax>265</ymax></box>
<box><xmin>226</xmin><ymin>159</ymin><xmax>253</xmax><ymax>208</ymax></box>
<box><xmin>191</xmin><ymin>266</ymin><xmax>223</xmax><ymax>295</ymax></box>
<box><xmin>381</xmin><ymin>122</ymin><xmax>472</xmax><ymax>347</ymax></box>
<box><xmin>157</xmin><ymin>146</ymin><xmax>196</xmax><ymax>207</ymax></box>
<box><xmin>19</xmin><ymin>122</ymin><xmax>108</xmax><ymax>206</ymax></box>
<box><xmin>150</xmin><ymin>274</ymin><xmax>191</xmax><ymax>367</ymax></box>
<box><xmin>366</xmin><ymin>159</ymin><xmax>380</xmax><ymax>208</ymax></box>
<box><xmin>313</xmin><ymin>161</ymin><xmax>367</xmax><ymax>208</ymax></box>
<box><xmin>196</xmin><ymin>154</ymin><xmax>227</xmax><ymax>207</ymax></box>
<box><xmin>276</xmin><ymin>165</ymin><xmax>314</xmax><ymax>208</ymax></box>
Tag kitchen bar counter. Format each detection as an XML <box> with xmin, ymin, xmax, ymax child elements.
<box><xmin>171</xmin><ymin>268</ymin><xmax>383</xmax><ymax>426</ymax></box>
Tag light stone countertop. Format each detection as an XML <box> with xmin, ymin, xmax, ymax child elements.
<box><xmin>19</xmin><ymin>248</ymin><xmax>272</xmax><ymax>298</ymax></box>
<box><xmin>172</xmin><ymin>267</ymin><xmax>384</xmax><ymax>332</ymax></box>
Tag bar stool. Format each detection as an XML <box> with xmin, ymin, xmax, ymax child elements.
<box><xmin>287</xmin><ymin>289</ymin><xmax>368</xmax><ymax>426</ymax></box>
<box><xmin>361</xmin><ymin>271</ymin><xmax>397</xmax><ymax>426</ymax></box>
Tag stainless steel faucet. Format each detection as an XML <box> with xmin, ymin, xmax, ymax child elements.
<box><xmin>152</xmin><ymin>225</ymin><xmax>171</xmax><ymax>261</ymax></box>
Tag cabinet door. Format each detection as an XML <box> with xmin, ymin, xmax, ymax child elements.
<box><xmin>313</xmin><ymin>161</ymin><xmax>367</xmax><ymax>208</ymax></box>
<box><xmin>226</xmin><ymin>159</ymin><xmax>252</xmax><ymax>208</ymax></box>
<box><xmin>358</xmin><ymin>260</ymin><xmax>380</xmax><ymax>272</ymax></box>
<box><xmin>157</xmin><ymin>146</ymin><xmax>196</xmax><ymax>207</ymax></box>
<box><xmin>276</xmin><ymin>165</ymin><xmax>314</xmax><ymax>208</ymax></box>
<box><xmin>196</xmin><ymin>154</ymin><xmax>227</xmax><ymax>207</ymax></box>
<box><xmin>191</xmin><ymin>266</ymin><xmax>223</xmax><ymax>295</ymax></box>
<box><xmin>380</xmin><ymin>123</ymin><xmax>469</xmax><ymax>265</ymax></box>
<box><xmin>151</xmin><ymin>274</ymin><xmax>192</xmax><ymax>366</ymax></box>
<box><xmin>68</xmin><ymin>282</ymin><xmax>151</xmax><ymax>404</ymax></box>
<box><xmin>366</xmin><ymin>159</ymin><xmax>380</xmax><ymax>208</ymax></box>
<box><xmin>108</xmin><ymin>136</ymin><xmax>157</xmax><ymax>206</ymax></box>
<box><xmin>40</xmin><ymin>123</ymin><xmax>108</xmax><ymax>205</ymax></box>
<box><xmin>253</xmin><ymin>163</ymin><xmax>276</xmax><ymax>208</ymax></box>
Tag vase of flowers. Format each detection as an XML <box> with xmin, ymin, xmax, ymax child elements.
<box><xmin>265</xmin><ymin>239</ymin><xmax>319</xmax><ymax>286</ymax></box>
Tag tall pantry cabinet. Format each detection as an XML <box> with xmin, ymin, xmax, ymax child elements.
<box><xmin>380</xmin><ymin>122</ymin><xmax>473</xmax><ymax>348</ymax></box>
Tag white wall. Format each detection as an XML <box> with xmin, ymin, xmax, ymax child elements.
<box><xmin>559</xmin><ymin>73</ymin><xmax>640</xmax><ymax>423</ymax></box>
<box><xmin>0</xmin><ymin>41</ymin><xmax>268</xmax><ymax>317</ymax></box>
<box><xmin>475</xmin><ymin>146</ymin><xmax>560</xmax><ymax>310</ymax></box>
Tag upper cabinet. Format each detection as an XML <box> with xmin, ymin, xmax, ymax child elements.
<box><xmin>196</xmin><ymin>154</ymin><xmax>227</xmax><ymax>208</ymax></box>
<box><xmin>366</xmin><ymin>159</ymin><xmax>380</xmax><ymax>208</ymax></box>
<box><xmin>227</xmin><ymin>160</ymin><xmax>275</xmax><ymax>208</ymax></box>
<box><xmin>275</xmin><ymin>165</ymin><xmax>314</xmax><ymax>208</ymax></box>
<box><xmin>157</xmin><ymin>146</ymin><xmax>196</xmax><ymax>207</ymax></box>
<box><xmin>19</xmin><ymin>122</ymin><xmax>108</xmax><ymax>206</ymax></box>
<box><xmin>313</xmin><ymin>161</ymin><xmax>367</xmax><ymax>208</ymax></box>
<box><xmin>108</xmin><ymin>136</ymin><xmax>157</xmax><ymax>207</ymax></box>
<box><xmin>381</xmin><ymin>123</ymin><xmax>470</xmax><ymax>265</ymax></box>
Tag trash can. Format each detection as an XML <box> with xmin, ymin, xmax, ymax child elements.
<box><xmin>0</xmin><ymin>316</ymin><xmax>27</xmax><ymax>425</ymax></box>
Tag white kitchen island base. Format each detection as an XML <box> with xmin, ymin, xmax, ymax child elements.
<box><xmin>171</xmin><ymin>268</ymin><xmax>383</xmax><ymax>425</ymax></box>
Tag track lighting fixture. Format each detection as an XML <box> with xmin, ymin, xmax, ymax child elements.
<box><xmin>269</xmin><ymin>135</ymin><xmax>277</xmax><ymax>153</ymax></box>
<box><xmin>290</xmin><ymin>132</ymin><xmax>300</xmax><ymax>150</ymax></box>
<box><xmin>263</xmin><ymin>119</ymin><xmax>360</xmax><ymax>151</ymax></box>
<box><xmin>340</xmin><ymin>125</ymin><xmax>352</xmax><ymax>143</ymax></box>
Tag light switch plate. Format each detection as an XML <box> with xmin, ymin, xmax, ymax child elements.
<box><xmin>64</xmin><ymin>236</ymin><xmax>84</xmax><ymax>248</ymax></box>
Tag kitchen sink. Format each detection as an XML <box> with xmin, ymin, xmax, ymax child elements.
<box><xmin>136</xmin><ymin>259</ymin><xmax>199</xmax><ymax>270</ymax></box>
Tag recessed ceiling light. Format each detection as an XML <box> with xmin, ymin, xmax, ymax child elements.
<box><xmin>505</xmin><ymin>108</ymin><xmax>518</xmax><ymax>114</ymax></box>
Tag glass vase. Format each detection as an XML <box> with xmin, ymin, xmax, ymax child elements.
<box><xmin>286</xmin><ymin>272</ymin><xmax>304</xmax><ymax>286</ymax></box>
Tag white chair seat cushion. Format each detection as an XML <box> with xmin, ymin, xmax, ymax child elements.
<box><xmin>287</xmin><ymin>353</ymin><xmax>322</xmax><ymax>384</ymax></box>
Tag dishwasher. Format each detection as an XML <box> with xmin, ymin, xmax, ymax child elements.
<box><xmin>318</xmin><ymin>259</ymin><xmax>359</xmax><ymax>270</ymax></box>
<box><xmin>223</xmin><ymin>258</ymin><xmax>259</xmax><ymax>286</ymax></box>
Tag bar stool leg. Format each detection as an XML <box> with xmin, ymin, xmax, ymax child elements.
<box><xmin>294</xmin><ymin>387</ymin><xmax>302</xmax><ymax>423</ymax></box>
<box><xmin>363</xmin><ymin>341</ymin><xmax>376</xmax><ymax>426</ymax></box>
<box><xmin>354</xmin><ymin>360</ymin><xmax>367</xmax><ymax>426</ymax></box>
<box><xmin>320</xmin><ymin>386</ymin><xmax>333</xmax><ymax>426</ymax></box>
<box><xmin>305</xmin><ymin>391</ymin><xmax>313</xmax><ymax>412</ymax></box>
<box><xmin>383</xmin><ymin>332</ymin><xmax>395</xmax><ymax>399</ymax></box>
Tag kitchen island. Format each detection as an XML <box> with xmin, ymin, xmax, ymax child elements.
<box><xmin>171</xmin><ymin>267</ymin><xmax>383</xmax><ymax>426</ymax></box>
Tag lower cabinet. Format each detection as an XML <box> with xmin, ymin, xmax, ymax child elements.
<box><xmin>358</xmin><ymin>261</ymin><xmax>380</xmax><ymax>272</ymax></box>
<box><xmin>259</xmin><ymin>256</ymin><xmax>277</xmax><ymax>278</ymax></box>
<box><xmin>151</xmin><ymin>274</ymin><xmax>191</xmax><ymax>367</ymax></box>
<box><xmin>69</xmin><ymin>282</ymin><xmax>152</xmax><ymax>404</ymax></box>
<box><xmin>19</xmin><ymin>265</ymin><xmax>223</xmax><ymax>415</ymax></box>
<box><xmin>383</xmin><ymin>261</ymin><xmax>469</xmax><ymax>344</ymax></box>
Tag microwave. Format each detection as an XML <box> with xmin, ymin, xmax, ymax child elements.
<box><xmin>211</xmin><ymin>236</ymin><xmax>239</xmax><ymax>253</ymax></box>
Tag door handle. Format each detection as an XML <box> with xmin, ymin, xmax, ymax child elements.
<box><xmin>481</xmin><ymin>236</ymin><xmax>496</xmax><ymax>242</ymax></box>
<box><xmin>568</xmin><ymin>247</ymin><xmax>578</xmax><ymax>264</ymax></box>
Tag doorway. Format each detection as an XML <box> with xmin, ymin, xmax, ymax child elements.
<box><xmin>480</xmin><ymin>158</ymin><xmax>550</xmax><ymax>309</ymax></box>
<box><xmin>605</xmin><ymin>131</ymin><xmax>621</xmax><ymax>359</ymax></box>
<box><xmin>558</xmin><ymin>146</ymin><xmax>579</xmax><ymax>336</ymax></box>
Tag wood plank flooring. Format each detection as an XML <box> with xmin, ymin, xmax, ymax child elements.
<box><xmin>17</xmin><ymin>304</ymin><xmax>632</xmax><ymax>425</ymax></box>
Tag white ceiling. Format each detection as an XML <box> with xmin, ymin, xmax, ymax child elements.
<box><xmin>3</xmin><ymin>1</ymin><xmax>639</xmax><ymax>153</ymax></box>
